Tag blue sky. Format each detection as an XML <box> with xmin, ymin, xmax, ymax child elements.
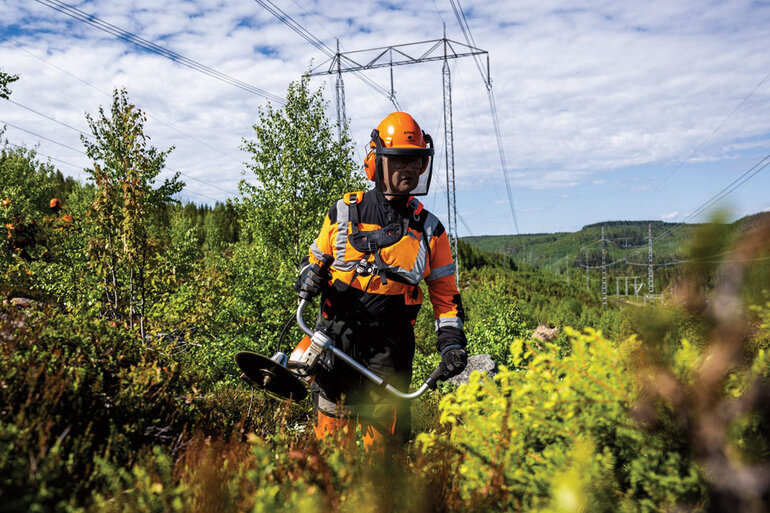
<box><xmin>1</xmin><ymin>0</ymin><xmax>770</xmax><ymax>236</ymax></box>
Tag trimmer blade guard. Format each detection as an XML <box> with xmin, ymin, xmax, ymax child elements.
<box><xmin>235</xmin><ymin>351</ymin><xmax>307</xmax><ymax>402</ymax></box>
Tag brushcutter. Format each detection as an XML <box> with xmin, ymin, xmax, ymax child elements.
<box><xmin>234</xmin><ymin>256</ymin><xmax>444</xmax><ymax>402</ymax></box>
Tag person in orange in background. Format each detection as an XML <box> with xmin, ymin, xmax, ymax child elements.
<box><xmin>296</xmin><ymin>112</ymin><xmax>467</xmax><ymax>451</ymax></box>
<box><xmin>49</xmin><ymin>198</ymin><xmax>74</xmax><ymax>231</ymax></box>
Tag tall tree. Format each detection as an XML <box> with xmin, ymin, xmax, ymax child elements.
<box><xmin>239</xmin><ymin>76</ymin><xmax>365</xmax><ymax>270</ymax></box>
<box><xmin>231</xmin><ymin>77</ymin><xmax>364</xmax><ymax>351</ymax></box>
<box><xmin>82</xmin><ymin>88</ymin><xmax>183</xmax><ymax>339</ymax></box>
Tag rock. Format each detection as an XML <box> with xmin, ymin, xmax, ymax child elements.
<box><xmin>532</xmin><ymin>324</ymin><xmax>558</xmax><ymax>342</ymax></box>
<box><xmin>2</xmin><ymin>297</ymin><xmax>33</xmax><ymax>308</ymax></box>
<box><xmin>447</xmin><ymin>354</ymin><xmax>497</xmax><ymax>385</ymax></box>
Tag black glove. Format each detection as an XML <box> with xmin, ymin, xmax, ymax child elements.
<box><xmin>437</xmin><ymin>327</ymin><xmax>468</xmax><ymax>379</ymax></box>
<box><xmin>439</xmin><ymin>346</ymin><xmax>467</xmax><ymax>379</ymax></box>
<box><xmin>297</xmin><ymin>263</ymin><xmax>330</xmax><ymax>300</ymax></box>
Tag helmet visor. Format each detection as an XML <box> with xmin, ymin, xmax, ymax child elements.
<box><xmin>376</xmin><ymin>147</ymin><xmax>434</xmax><ymax>197</ymax></box>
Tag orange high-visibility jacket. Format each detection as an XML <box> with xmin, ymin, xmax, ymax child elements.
<box><xmin>307</xmin><ymin>189</ymin><xmax>464</xmax><ymax>331</ymax></box>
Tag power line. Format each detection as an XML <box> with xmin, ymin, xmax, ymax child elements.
<box><xmin>449</xmin><ymin>0</ymin><xmax>486</xmax><ymax>81</ymax></box>
<box><xmin>253</xmin><ymin>0</ymin><xmax>397</xmax><ymax>108</ymax></box>
<box><xmin>0</xmin><ymin>36</ymin><xmax>249</xmax><ymax>166</ymax></box>
<box><xmin>449</xmin><ymin>0</ymin><xmax>519</xmax><ymax>234</ymax></box>
<box><xmin>2</xmin><ymin>120</ymin><xmax>238</xmax><ymax>201</ymax></box>
<box><xmin>614</xmin><ymin>153</ymin><xmax>770</xmax><ymax>265</ymax></box>
<box><xmin>433</xmin><ymin>171</ymin><xmax>475</xmax><ymax>237</ymax></box>
<box><xmin>4</xmin><ymin>142</ymin><xmax>83</xmax><ymax>171</ymax></box>
<box><xmin>647</xmin><ymin>68</ymin><xmax>770</xmax><ymax>195</ymax></box>
<box><xmin>34</xmin><ymin>0</ymin><xmax>286</xmax><ymax>104</ymax></box>
<box><xmin>5</xmin><ymin>106</ymin><xmax>241</xmax><ymax>197</ymax></box>
<box><xmin>7</xmin><ymin>99</ymin><xmax>94</xmax><ymax>139</ymax></box>
<box><xmin>1</xmin><ymin>119</ymin><xmax>88</xmax><ymax>155</ymax></box>
<box><xmin>646</xmin><ymin>153</ymin><xmax>770</xmax><ymax>248</ymax></box>
<box><xmin>282</xmin><ymin>0</ymin><xmax>397</xmax><ymax>114</ymax></box>
<box><xmin>167</xmin><ymin>167</ymin><xmax>239</xmax><ymax>197</ymax></box>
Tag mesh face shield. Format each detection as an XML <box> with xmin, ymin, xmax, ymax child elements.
<box><xmin>373</xmin><ymin>133</ymin><xmax>434</xmax><ymax>197</ymax></box>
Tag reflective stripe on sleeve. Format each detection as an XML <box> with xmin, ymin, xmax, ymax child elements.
<box><xmin>435</xmin><ymin>317</ymin><xmax>463</xmax><ymax>330</ymax></box>
<box><xmin>334</xmin><ymin>198</ymin><xmax>349</xmax><ymax>265</ymax></box>
<box><xmin>310</xmin><ymin>241</ymin><xmax>326</xmax><ymax>261</ymax></box>
<box><xmin>331</xmin><ymin>261</ymin><xmax>358</xmax><ymax>272</ymax></box>
<box><xmin>427</xmin><ymin>263</ymin><xmax>456</xmax><ymax>282</ymax></box>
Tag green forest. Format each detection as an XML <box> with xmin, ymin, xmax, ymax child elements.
<box><xmin>2</xmin><ymin>72</ymin><xmax>770</xmax><ymax>512</ymax></box>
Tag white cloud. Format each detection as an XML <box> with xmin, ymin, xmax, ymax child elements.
<box><xmin>661</xmin><ymin>211</ymin><xmax>679</xmax><ymax>220</ymax></box>
<box><xmin>2</xmin><ymin>0</ymin><xmax>770</xmax><ymax>230</ymax></box>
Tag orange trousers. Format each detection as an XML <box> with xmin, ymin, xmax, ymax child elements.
<box><xmin>315</xmin><ymin>408</ymin><xmax>400</xmax><ymax>452</ymax></box>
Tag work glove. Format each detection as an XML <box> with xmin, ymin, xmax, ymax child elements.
<box><xmin>439</xmin><ymin>346</ymin><xmax>467</xmax><ymax>379</ymax></box>
<box><xmin>297</xmin><ymin>263</ymin><xmax>330</xmax><ymax>300</ymax></box>
<box><xmin>437</xmin><ymin>327</ymin><xmax>468</xmax><ymax>379</ymax></box>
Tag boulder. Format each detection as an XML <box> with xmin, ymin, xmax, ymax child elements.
<box><xmin>447</xmin><ymin>354</ymin><xmax>497</xmax><ymax>385</ymax></box>
<box><xmin>532</xmin><ymin>324</ymin><xmax>558</xmax><ymax>342</ymax></box>
<box><xmin>2</xmin><ymin>297</ymin><xmax>33</xmax><ymax>308</ymax></box>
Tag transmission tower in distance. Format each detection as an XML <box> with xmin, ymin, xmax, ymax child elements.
<box><xmin>601</xmin><ymin>226</ymin><xmax>607</xmax><ymax>308</ymax></box>
<box><xmin>648</xmin><ymin>223</ymin><xmax>654</xmax><ymax>297</ymax></box>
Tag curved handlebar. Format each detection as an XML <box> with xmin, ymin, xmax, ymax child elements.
<box><xmin>295</xmin><ymin>257</ymin><xmax>443</xmax><ymax>400</ymax></box>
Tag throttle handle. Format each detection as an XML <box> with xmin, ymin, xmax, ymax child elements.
<box><xmin>425</xmin><ymin>366</ymin><xmax>445</xmax><ymax>390</ymax></box>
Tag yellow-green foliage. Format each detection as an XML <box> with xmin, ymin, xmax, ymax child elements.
<box><xmin>418</xmin><ymin>328</ymin><xmax>705</xmax><ymax>512</ymax></box>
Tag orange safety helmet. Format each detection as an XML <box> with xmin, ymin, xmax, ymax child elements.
<box><xmin>363</xmin><ymin>112</ymin><xmax>434</xmax><ymax>196</ymax></box>
<box><xmin>50</xmin><ymin>198</ymin><xmax>62</xmax><ymax>210</ymax></box>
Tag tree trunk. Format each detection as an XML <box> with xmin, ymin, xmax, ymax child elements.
<box><xmin>106</xmin><ymin>232</ymin><xmax>120</xmax><ymax>318</ymax></box>
<box><xmin>129</xmin><ymin>267</ymin><xmax>134</xmax><ymax>330</ymax></box>
<box><xmin>138</xmin><ymin>246</ymin><xmax>146</xmax><ymax>343</ymax></box>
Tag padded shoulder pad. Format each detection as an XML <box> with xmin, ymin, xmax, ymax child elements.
<box><xmin>343</xmin><ymin>191</ymin><xmax>365</xmax><ymax>205</ymax></box>
<box><xmin>408</xmin><ymin>196</ymin><xmax>424</xmax><ymax>215</ymax></box>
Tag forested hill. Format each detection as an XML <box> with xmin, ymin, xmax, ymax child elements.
<box><xmin>462</xmin><ymin>214</ymin><xmax>770</xmax><ymax>268</ymax></box>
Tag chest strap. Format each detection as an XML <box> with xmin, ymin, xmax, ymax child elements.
<box><xmin>343</xmin><ymin>192</ymin><xmax>423</xmax><ymax>287</ymax></box>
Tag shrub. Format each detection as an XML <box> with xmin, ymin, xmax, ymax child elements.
<box><xmin>417</xmin><ymin>328</ymin><xmax>707</xmax><ymax>512</ymax></box>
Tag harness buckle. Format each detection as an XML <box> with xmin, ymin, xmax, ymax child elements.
<box><xmin>356</xmin><ymin>258</ymin><xmax>373</xmax><ymax>276</ymax></box>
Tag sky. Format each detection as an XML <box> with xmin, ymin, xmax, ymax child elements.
<box><xmin>1</xmin><ymin>0</ymin><xmax>770</xmax><ymax>236</ymax></box>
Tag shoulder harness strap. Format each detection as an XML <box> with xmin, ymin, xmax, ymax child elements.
<box><xmin>344</xmin><ymin>191</ymin><xmax>364</xmax><ymax>235</ymax></box>
<box><xmin>407</xmin><ymin>196</ymin><xmax>424</xmax><ymax>217</ymax></box>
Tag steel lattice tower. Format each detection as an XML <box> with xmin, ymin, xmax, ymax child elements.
<box><xmin>334</xmin><ymin>40</ymin><xmax>347</xmax><ymax>140</ymax></box>
<box><xmin>648</xmin><ymin>223</ymin><xmax>654</xmax><ymax>298</ymax></box>
<box><xmin>442</xmin><ymin>57</ymin><xmax>458</xmax><ymax>283</ymax></box>
<box><xmin>601</xmin><ymin>226</ymin><xmax>607</xmax><ymax>308</ymax></box>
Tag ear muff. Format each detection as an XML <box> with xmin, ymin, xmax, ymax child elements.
<box><xmin>419</xmin><ymin>132</ymin><xmax>433</xmax><ymax>174</ymax></box>
<box><xmin>364</xmin><ymin>148</ymin><xmax>377</xmax><ymax>181</ymax></box>
<box><xmin>364</xmin><ymin>129</ymin><xmax>382</xmax><ymax>182</ymax></box>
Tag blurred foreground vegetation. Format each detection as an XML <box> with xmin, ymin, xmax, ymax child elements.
<box><xmin>2</xmin><ymin>76</ymin><xmax>770</xmax><ymax>512</ymax></box>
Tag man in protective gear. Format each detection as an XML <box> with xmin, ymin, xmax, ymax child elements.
<box><xmin>297</xmin><ymin>112</ymin><xmax>467</xmax><ymax>450</ymax></box>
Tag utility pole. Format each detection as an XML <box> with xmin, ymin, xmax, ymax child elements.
<box><xmin>566</xmin><ymin>255</ymin><xmax>570</xmax><ymax>286</ymax></box>
<box><xmin>585</xmin><ymin>252</ymin><xmax>590</xmax><ymax>292</ymax></box>
<box><xmin>648</xmin><ymin>223</ymin><xmax>654</xmax><ymax>303</ymax></box>
<box><xmin>601</xmin><ymin>226</ymin><xmax>607</xmax><ymax>308</ymax></box>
